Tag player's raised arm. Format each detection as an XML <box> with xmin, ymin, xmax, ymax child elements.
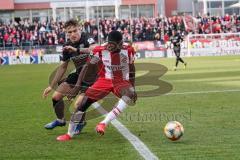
<box><xmin>64</xmin><ymin>43</ymin><xmax>97</xmax><ymax>55</ymax></box>
<box><xmin>76</xmin><ymin>34</ymin><xmax>97</xmax><ymax>54</ymax></box>
<box><xmin>78</xmin><ymin>37</ymin><xmax>97</xmax><ymax>54</ymax></box>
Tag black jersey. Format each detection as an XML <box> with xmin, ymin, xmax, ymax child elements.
<box><xmin>170</xmin><ymin>34</ymin><xmax>183</xmax><ymax>47</ymax></box>
<box><xmin>62</xmin><ymin>32</ymin><xmax>95</xmax><ymax>74</ymax></box>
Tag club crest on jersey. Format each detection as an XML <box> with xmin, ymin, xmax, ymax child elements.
<box><xmin>121</xmin><ymin>56</ymin><xmax>127</xmax><ymax>63</ymax></box>
<box><xmin>103</xmin><ymin>60</ymin><xmax>110</xmax><ymax>63</ymax></box>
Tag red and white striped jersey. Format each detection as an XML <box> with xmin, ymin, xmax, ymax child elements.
<box><xmin>90</xmin><ymin>44</ymin><xmax>135</xmax><ymax>80</ymax></box>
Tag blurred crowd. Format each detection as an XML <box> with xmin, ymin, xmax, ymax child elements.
<box><xmin>83</xmin><ymin>16</ymin><xmax>185</xmax><ymax>43</ymax></box>
<box><xmin>0</xmin><ymin>20</ymin><xmax>65</xmax><ymax>48</ymax></box>
<box><xmin>1</xmin><ymin>14</ymin><xmax>240</xmax><ymax>48</ymax></box>
<box><xmin>187</xmin><ymin>13</ymin><xmax>240</xmax><ymax>34</ymax></box>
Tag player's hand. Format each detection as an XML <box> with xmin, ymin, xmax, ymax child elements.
<box><xmin>67</xmin><ymin>86</ymin><xmax>81</xmax><ymax>100</ymax></box>
<box><xmin>128</xmin><ymin>87</ymin><xmax>137</xmax><ymax>105</ymax></box>
<box><xmin>63</xmin><ymin>46</ymin><xmax>77</xmax><ymax>53</ymax></box>
<box><xmin>42</xmin><ymin>86</ymin><xmax>52</xmax><ymax>98</ymax></box>
<box><xmin>132</xmin><ymin>91</ymin><xmax>138</xmax><ymax>104</ymax></box>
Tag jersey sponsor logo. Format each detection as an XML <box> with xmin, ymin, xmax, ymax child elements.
<box><xmin>70</xmin><ymin>54</ymin><xmax>88</xmax><ymax>61</ymax></box>
<box><xmin>106</xmin><ymin>65</ymin><xmax>125</xmax><ymax>71</ymax></box>
<box><xmin>103</xmin><ymin>60</ymin><xmax>110</xmax><ymax>63</ymax></box>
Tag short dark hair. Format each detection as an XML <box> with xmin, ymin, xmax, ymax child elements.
<box><xmin>64</xmin><ymin>19</ymin><xmax>79</xmax><ymax>29</ymax></box>
<box><xmin>108</xmin><ymin>30</ymin><xmax>123</xmax><ymax>43</ymax></box>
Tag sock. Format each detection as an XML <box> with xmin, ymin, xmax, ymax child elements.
<box><xmin>101</xmin><ymin>98</ymin><xmax>128</xmax><ymax>125</ymax></box>
<box><xmin>67</xmin><ymin>121</ymin><xmax>77</xmax><ymax>137</ymax></box>
<box><xmin>67</xmin><ymin>111</ymin><xmax>85</xmax><ymax>137</ymax></box>
<box><xmin>52</xmin><ymin>99</ymin><xmax>64</xmax><ymax>120</ymax></box>
<box><xmin>176</xmin><ymin>57</ymin><xmax>179</xmax><ymax>67</ymax></box>
<box><xmin>175</xmin><ymin>60</ymin><xmax>179</xmax><ymax>67</ymax></box>
<box><xmin>57</xmin><ymin>118</ymin><xmax>65</xmax><ymax>123</ymax></box>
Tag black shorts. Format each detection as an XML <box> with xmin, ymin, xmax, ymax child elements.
<box><xmin>65</xmin><ymin>72</ymin><xmax>91</xmax><ymax>93</ymax></box>
<box><xmin>173</xmin><ymin>46</ymin><xmax>181</xmax><ymax>57</ymax></box>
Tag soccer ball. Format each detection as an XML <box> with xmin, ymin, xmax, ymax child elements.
<box><xmin>164</xmin><ymin>121</ymin><xmax>184</xmax><ymax>141</ymax></box>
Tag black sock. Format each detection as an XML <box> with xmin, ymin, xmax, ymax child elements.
<box><xmin>176</xmin><ymin>58</ymin><xmax>179</xmax><ymax>67</ymax></box>
<box><xmin>52</xmin><ymin>99</ymin><xmax>65</xmax><ymax>120</ymax></box>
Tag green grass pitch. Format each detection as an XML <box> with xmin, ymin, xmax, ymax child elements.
<box><xmin>0</xmin><ymin>56</ymin><xmax>240</xmax><ymax>159</ymax></box>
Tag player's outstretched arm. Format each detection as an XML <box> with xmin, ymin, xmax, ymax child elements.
<box><xmin>63</xmin><ymin>44</ymin><xmax>97</xmax><ymax>55</ymax></box>
<box><xmin>42</xmin><ymin>61</ymin><xmax>68</xmax><ymax>98</ymax></box>
<box><xmin>79</xmin><ymin>44</ymin><xmax>98</xmax><ymax>54</ymax></box>
<box><xmin>66</xmin><ymin>62</ymin><xmax>95</xmax><ymax>100</ymax></box>
<box><xmin>63</xmin><ymin>46</ymin><xmax>77</xmax><ymax>52</ymax></box>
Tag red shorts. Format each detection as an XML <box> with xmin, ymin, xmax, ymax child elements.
<box><xmin>85</xmin><ymin>78</ymin><xmax>133</xmax><ymax>101</ymax></box>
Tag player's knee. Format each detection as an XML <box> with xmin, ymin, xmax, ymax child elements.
<box><xmin>52</xmin><ymin>98</ymin><xmax>62</xmax><ymax>107</ymax></box>
<box><xmin>123</xmin><ymin>87</ymin><xmax>135</xmax><ymax>99</ymax></box>
<box><xmin>128</xmin><ymin>92</ymin><xmax>135</xmax><ymax>100</ymax></box>
<box><xmin>74</xmin><ymin>97</ymin><xmax>89</xmax><ymax>112</ymax></box>
<box><xmin>79</xmin><ymin>97</ymin><xmax>95</xmax><ymax>112</ymax></box>
<box><xmin>74</xmin><ymin>101</ymin><xmax>80</xmax><ymax>108</ymax></box>
<box><xmin>52</xmin><ymin>94</ymin><xmax>62</xmax><ymax>101</ymax></box>
<box><xmin>122</xmin><ymin>94</ymin><xmax>133</xmax><ymax>104</ymax></box>
<box><xmin>74</xmin><ymin>100</ymin><xmax>83</xmax><ymax>111</ymax></box>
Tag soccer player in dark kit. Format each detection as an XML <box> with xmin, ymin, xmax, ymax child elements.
<box><xmin>170</xmin><ymin>30</ymin><xmax>187</xmax><ymax>71</ymax></box>
<box><xmin>42</xmin><ymin>19</ymin><xmax>96</xmax><ymax>134</ymax></box>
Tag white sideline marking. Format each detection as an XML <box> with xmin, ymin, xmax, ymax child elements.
<box><xmin>165</xmin><ymin>89</ymin><xmax>240</xmax><ymax>96</ymax></box>
<box><xmin>92</xmin><ymin>103</ymin><xmax>159</xmax><ymax>160</ymax></box>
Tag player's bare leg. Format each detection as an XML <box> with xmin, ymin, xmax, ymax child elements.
<box><xmin>96</xmin><ymin>87</ymin><xmax>136</xmax><ymax>135</ymax></box>
<box><xmin>44</xmin><ymin>93</ymin><xmax>65</xmax><ymax>129</ymax></box>
<box><xmin>45</xmin><ymin>82</ymin><xmax>72</xmax><ymax>129</ymax></box>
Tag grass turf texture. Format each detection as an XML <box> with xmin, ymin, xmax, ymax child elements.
<box><xmin>0</xmin><ymin>56</ymin><xmax>240</xmax><ymax>159</ymax></box>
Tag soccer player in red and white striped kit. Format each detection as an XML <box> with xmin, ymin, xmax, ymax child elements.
<box><xmin>57</xmin><ymin>30</ymin><xmax>137</xmax><ymax>141</ymax></box>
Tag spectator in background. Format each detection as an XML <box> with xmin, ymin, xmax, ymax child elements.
<box><xmin>133</xmin><ymin>28</ymin><xmax>143</xmax><ymax>42</ymax></box>
<box><xmin>122</xmin><ymin>28</ymin><xmax>131</xmax><ymax>42</ymax></box>
<box><xmin>0</xmin><ymin>32</ymin><xmax>3</xmax><ymax>47</ymax></box>
<box><xmin>0</xmin><ymin>14</ymin><xmax>240</xmax><ymax>49</ymax></box>
<box><xmin>92</xmin><ymin>29</ymin><xmax>98</xmax><ymax>43</ymax></box>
